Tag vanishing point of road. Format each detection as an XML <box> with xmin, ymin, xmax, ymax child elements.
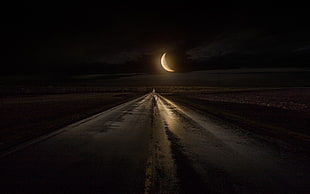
<box><xmin>1</xmin><ymin>90</ymin><xmax>309</xmax><ymax>193</ymax></box>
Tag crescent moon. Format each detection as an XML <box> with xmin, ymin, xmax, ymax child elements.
<box><xmin>160</xmin><ymin>52</ymin><xmax>175</xmax><ymax>72</ymax></box>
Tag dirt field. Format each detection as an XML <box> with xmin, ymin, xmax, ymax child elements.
<box><xmin>192</xmin><ymin>88</ymin><xmax>310</xmax><ymax>112</ymax></box>
<box><xmin>160</xmin><ymin>87</ymin><xmax>310</xmax><ymax>148</ymax></box>
<box><xmin>0</xmin><ymin>91</ymin><xmax>146</xmax><ymax>152</ymax></box>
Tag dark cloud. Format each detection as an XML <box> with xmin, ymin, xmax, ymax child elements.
<box><xmin>1</xmin><ymin>1</ymin><xmax>309</xmax><ymax>74</ymax></box>
<box><xmin>187</xmin><ymin>29</ymin><xmax>310</xmax><ymax>59</ymax></box>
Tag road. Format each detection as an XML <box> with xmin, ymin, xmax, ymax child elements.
<box><xmin>0</xmin><ymin>90</ymin><xmax>309</xmax><ymax>193</ymax></box>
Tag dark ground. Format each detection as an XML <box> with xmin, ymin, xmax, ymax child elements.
<box><xmin>1</xmin><ymin>86</ymin><xmax>309</xmax><ymax>154</ymax></box>
<box><xmin>159</xmin><ymin>87</ymin><xmax>310</xmax><ymax>149</ymax></box>
<box><xmin>0</xmin><ymin>87</ymin><xmax>309</xmax><ymax>193</ymax></box>
<box><xmin>0</xmin><ymin>87</ymin><xmax>150</xmax><ymax>153</ymax></box>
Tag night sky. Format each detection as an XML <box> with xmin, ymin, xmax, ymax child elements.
<box><xmin>1</xmin><ymin>1</ymin><xmax>309</xmax><ymax>75</ymax></box>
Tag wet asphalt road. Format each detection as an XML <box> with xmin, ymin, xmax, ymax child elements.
<box><xmin>0</xmin><ymin>91</ymin><xmax>309</xmax><ymax>193</ymax></box>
